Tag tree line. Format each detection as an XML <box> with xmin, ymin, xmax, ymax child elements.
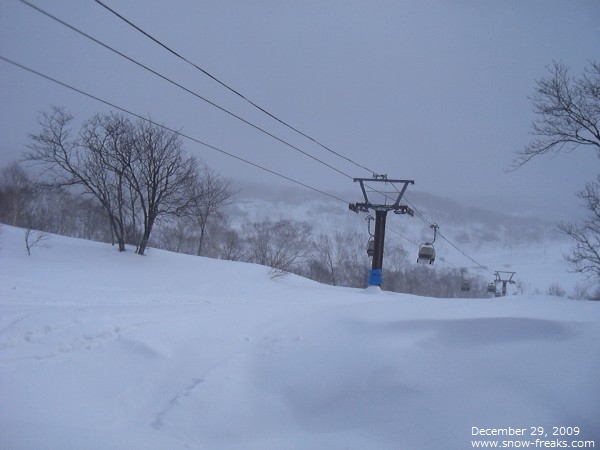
<box><xmin>0</xmin><ymin>105</ymin><xmax>484</xmax><ymax>297</ymax></box>
<box><xmin>0</xmin><ymin>159</ymin><xmax>484</xmax><ymax>296</ymax></box>
<box><xmin>7</xmin><ymin>87</ymin><xmax>596</xmax><ymax>298</ymax></box>
<box><xmin>22</xmin><ymin>107</ymin><xmax>234</xmax><ymax>256</ymax></box>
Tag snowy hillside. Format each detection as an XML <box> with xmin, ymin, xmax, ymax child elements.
<box><xmin>1</xmin><ymin>225</ymin><xmax>599</xmax><ymax>449</ymax></box>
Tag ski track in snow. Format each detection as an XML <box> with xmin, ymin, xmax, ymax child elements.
<box><xmin>152</xmin><ymin>377</ymin><xmax>205</xmax><ymax>430</ymax></box>
<box><xmin>0</xmin><ymin>306</ymin><xmax>157</xmax><ymax>362</ymax></box>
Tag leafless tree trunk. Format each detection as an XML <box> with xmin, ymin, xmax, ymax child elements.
<box><xmin>124</xmin><ymin>117</ymin><xmax>199</xmax><ymax>255</ymax></box>
<box><xmin>24</xmin><ymin>228</ymin><xmax>49</xmax><ymax>255</ymax></box>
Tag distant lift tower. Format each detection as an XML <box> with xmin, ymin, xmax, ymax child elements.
<box><xmin>349</xmin><ymin>175</ymin><xmax>414</xmax><ymax>286</ymax></box>
<box><xmin>494</xmin><ymin>271</ymin><xmax>516</xmax><ymax>296</ymax></box>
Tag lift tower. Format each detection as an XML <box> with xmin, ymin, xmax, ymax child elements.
<box><xmin>349</xmin><ymin>175</ymin><xmax>414</xmax><ymax>286</ymax></box>
<box><xmin>494</xmin><ymin>271</ymin><xmax>516</xmax><ymax>296</ymax></box>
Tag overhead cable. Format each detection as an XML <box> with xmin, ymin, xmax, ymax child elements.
<box><xmin>436</xmin><ymin>230</ymin><xmax>493</xmax><ymax>274</ymax></box>
<box><xmin>92</xmin><ymin>0</ymin><xmax>374</xmax><ymax>174</ymax></box>
<box><xmin>20</xmin><ymin>0</ymin><xmax>415</xmax><ymax>216</ymax></box>
<box><xmin>91</xmin><ymin>0</ymin><xmax>417</xmax><ymax>215</ymax></box>
<box><xmin>18</xmin><ymin>0</ymin><xmax>353</xmax><ymax>181</ymax></box>
<box><xmin>0</xmin><ymin>55</ymin><xmax>350</xmax><ymax>205</ymax></box>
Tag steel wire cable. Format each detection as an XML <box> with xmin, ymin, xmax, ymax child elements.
<box><xmin>18</xmin><ymin>0</ymin><xmax>354</xmax><ymax>181</ymax></box>
<box><xmin>436</xmin><ymin>230</ymin><xmax>494</xmax><ymax>274</ymax></box>
<box><xmin>19</xmin><ymin>1</ymin><xmax>407</xmax><ymax>207</ymax></box>
<box><xmin>0</xmin><ymin>55</ymin><xmax>350</xmax><ymax>205</ymax></box>
<box><xmin>92</xmin><ymin>0</ymin><xmax>374</xmax><ymax>175</ymax></box>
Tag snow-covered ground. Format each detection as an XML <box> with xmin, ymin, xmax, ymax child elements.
<box><xmin>1</xmin><ymin>225</ymin><xmax>599</xmax><ymax>449</ymax></box>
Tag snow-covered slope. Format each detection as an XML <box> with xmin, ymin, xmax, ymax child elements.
<box><xmin>1</xmin><ymin>225</ymin><xmax>599</xmax><ymax>449</ymax></box>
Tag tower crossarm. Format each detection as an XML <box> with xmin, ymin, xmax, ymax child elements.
<box><xmin>350</xmin><ymin>178</ymin><xmax>415</xmax><ymax>212</ymax></box>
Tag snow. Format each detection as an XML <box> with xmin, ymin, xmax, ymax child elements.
<box><xmin>1</xmin><ymin>225</ymin><xmax>599</xmax><ymax>449</ymax></box>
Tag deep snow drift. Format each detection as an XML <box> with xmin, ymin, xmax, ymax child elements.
<box><xmin>1</xmin><ymin>225</ymin><xmax>599</xmax><ymax>449</ymax></box>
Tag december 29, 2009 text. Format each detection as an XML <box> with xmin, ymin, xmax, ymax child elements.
<box><xmin>470</xmin><ymin>426</ymin><xmax>595</xmax><ymax>449</ymax></box>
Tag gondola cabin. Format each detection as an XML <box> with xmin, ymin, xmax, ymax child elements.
<box><xmin>461</xmin><ymin>279</ymin><xmax>471</xmax><ymax>292</ymax></box>
<box><xmin>366</xmin><ymin>238</ymin><xmax>375</xmax><ymax>257</ymax></box>
<box><xmin>487</xmin><ymin>282</ymin><xmax>496</xmax><ymax>294</ymax></box>
<box><xmin>417</xmin><ymin>244</ymin><xmax>435</xmax><ymax>264</ymax></box>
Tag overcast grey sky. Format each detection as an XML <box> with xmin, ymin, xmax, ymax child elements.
<box><xmin>1</xmin><ymin>0</ymin><xmax>599</xmax><ymax>220</ymax></box>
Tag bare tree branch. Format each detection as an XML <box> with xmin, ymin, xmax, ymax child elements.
<box><xmin>558</xmin><ymin>176</ymin><xmax>600</xmax><ymax>278</ymax></box>
<box><xmin>511</xmin><ymin>61</ymin><xmax>600</xmax><ymax>169</ymax></box>
<box><xmin>24</xmin><ymin>228</ymin><xmax>49</xmax><ymax>255</ymax></box>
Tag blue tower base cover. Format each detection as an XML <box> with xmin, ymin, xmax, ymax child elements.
<box><xmin>368</xmin><ymin>269</ymin><xmax>383</xmax><ymax>286</ymax></box>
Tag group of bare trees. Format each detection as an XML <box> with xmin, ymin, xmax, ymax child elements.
<box><xmin>1</xmin><ymin>158</ymin><xmax>482</xmax><ymax>296</ymax></box>
<box><xmin>154</xmin><ymin>216</ymin><xmax>368</xmax><ymax>284</ymax></box>
<box><xmin>155</xmin><ymin>213</ymin><xmax>485</xmax><ymax>296</ymax></box>
<box><xmin>0</xmin><ymin>161</ymin><xmax>109</xmax><ymax>241</ymax></box>
<box><xmin>513</xmin><ymin>60</ymin><xmax>600</xmax><ymax>281</ymax></box>
<box><xmin>23</xmin><ymin>107</ymin><xmax>233</xmax><ymax>255</ymax></box>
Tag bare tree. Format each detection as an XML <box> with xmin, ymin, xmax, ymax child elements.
<box><xmin>154</xmin><ymin>217</ymin><xmax>197</xmax><ymax>254</ymax></box>
<box><xmin>205</xmin><ymin>215</ymin><xmax>246</xmax><ymax>261</ymax></box>
<box><xmin>558</xmin><ymin>177</ymin><xmax>600</xmax><ymax>278</ymax></box>
<box><xmin>26</xmin><ymin>108</ymin><xmax>200</xmax><ymax>255</ymax></box>
<box><xmin>312</xmin><ymin>234</ymin><xmax>338</xmax><ymax>285</ymax></box>
<box><xmin>218</xmin><ymin>229</ymin><xmax>245</xmax><ymax>261</ymax></box>
<box><xmin>124</xmin><ymin>117</ymin><xmax>198</xmax><ymax>255</ymax></box>
<box><xmin>79</xmin><ymin>112</ymin><xmax>135</xmax><ymax>250</ymax></box>
<box><xmin>309</xmin><ymin>231</ymin><xmax>378</xmax><ymax>286</ymax></box>
<box><xmin>546</xmin><ymin>282</ymin><xmax>567</xmax><ymax>297</ymax></box>
<box><xmin>512</xmin><ymin>62</ymin><xmax>600</xmax><ymax>279</ymax></box>
<box><xmin>24</xmin><ymin>228</ymin><xmax>49</xmax><ymax>255</ymax></box>
<box><xmin>0</xmin><ymin>162</ymin><xmax>35</xmax><ymax>227</ymax></box>
<box><xmin>334</xmin><ymin>232</ymin><xmax>371</xmax><ymax>288</ymax></box>
<box><xmin>244</xmin><ymin>219</ymin><xmax>312</xmax><ymax>275</ymax></box>
<box><xmin>384</xmin><ymin>242</ymin><xmax>410</xmax><ymax>272</ymax></box>
<box><xmin>512</xmin><ymin>60</ymin><xmax>600</xmax><ymax>168</ymax></box>
<box><xmin>189</xmin><ymin>164</ymin><xmax>235</xmax><ymax>256</ymax></box>
<box><xmin>27</xmin><ymin>107</ymin><xmax>131</xmax><ymax>251</ymax></box>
